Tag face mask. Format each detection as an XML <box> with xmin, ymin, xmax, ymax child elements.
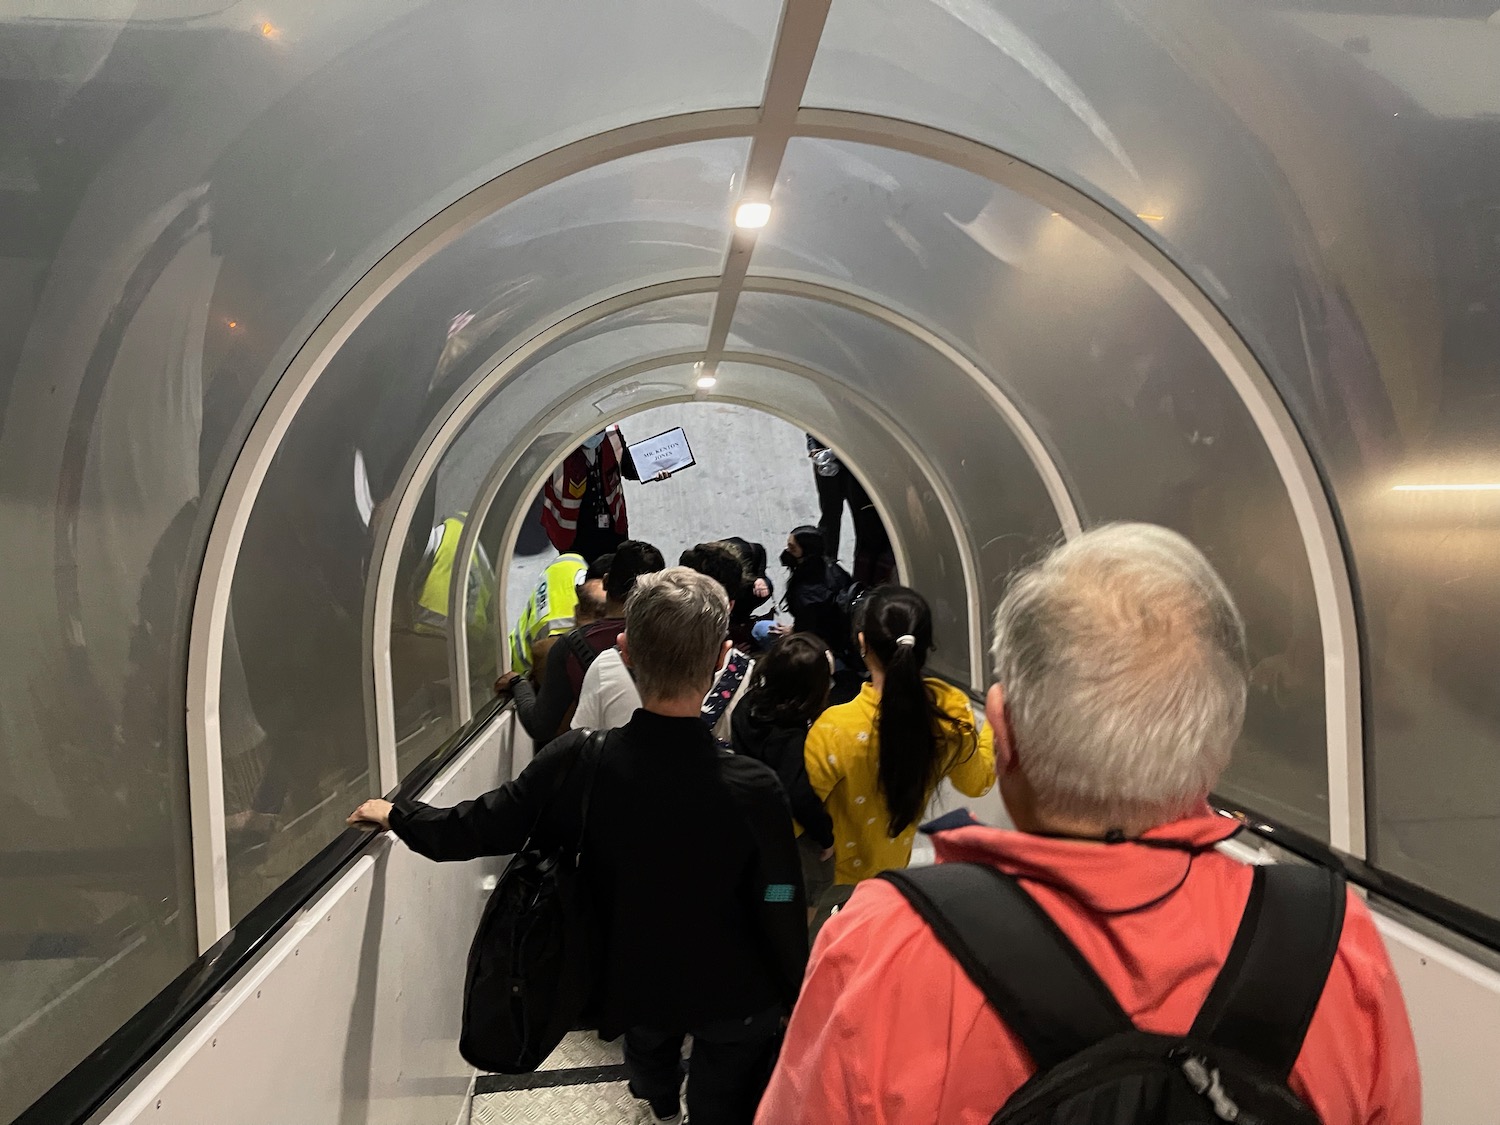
<box><xmin>582</xmin><ymin>432</ymin><xmax>606</xmax><ymax>452</ymax></box>
<box><xmin>780</xmin><ymin>549</ymin><xmax>800</xmax><ymax>569</ymax></box>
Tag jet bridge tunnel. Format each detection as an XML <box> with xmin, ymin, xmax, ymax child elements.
<box><xmin>4</xmin><ymin>2</ymin><xmax>1500</xmax><ymax>1123</ymax></box>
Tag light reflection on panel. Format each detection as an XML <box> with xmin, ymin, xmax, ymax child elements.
<box><xmin>752</xmin><ymin>136</ymin><xmax>1328</xmax><ymax>840</ymax></box>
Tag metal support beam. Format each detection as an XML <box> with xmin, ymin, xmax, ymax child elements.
<box><xmin>703</xmin><ymin>0</ymin><xmax>833</xmax><ymax>365</ymax></box>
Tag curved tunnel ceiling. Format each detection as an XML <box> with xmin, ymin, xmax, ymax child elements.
<box><xmin>205</xmin><ymin>105</ymin><xmax>1362</xmax><ymax>920</ymax></box>
<box><xmin>8</xmin><ymin>9</ymin><xmax>1500</xmax><ymax>1105</ymax></box>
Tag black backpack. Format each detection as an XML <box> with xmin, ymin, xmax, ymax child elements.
<box><xmin>880</xmin><ymin>861</ymin><xmax>1346</xmax><ymax>1125</ymax></box>
<box><xmin>459</xmin><ymin>729</ymin><xmax>607</xmax><ymax>1074</ymax></box>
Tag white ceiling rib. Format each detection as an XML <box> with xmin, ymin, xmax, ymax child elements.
<box><xmin>701</xmin><ymin>0</ymin><xmax>833</xmax><ymax>372</ymax></box>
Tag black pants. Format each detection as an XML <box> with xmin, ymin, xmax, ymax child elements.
<box><xmin>813</xmin><ymin>465</ymin><xmax>846</xmax><ymax>560</ymax></box>
<box><xmin>845</xmin><ymin>475</ymin><xmax>896</xmax><ymax>585</ymax></box>
<box><xmin>624</xmin><ymin>1008</ymin><xmax>783</xmax><ymax>1125</ymax></box>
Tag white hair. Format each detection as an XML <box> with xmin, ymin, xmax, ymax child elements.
<box><xmin>990</xmin><ymin>523</ymin><xmax>1248</xmax><ymax>832</ymax></box>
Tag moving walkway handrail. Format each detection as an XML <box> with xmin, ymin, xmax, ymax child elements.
<box><xmin>15</xmin><ymin>695</ymin><xmax>513</xmax><ymax>1125</ymax></box>
<box><xmin>932</xmin><ymin>672</ymin><xmax>1500</xmax><ymax>957</ymax></box>
<box><xmin>21</xmin><ymin>678</ymin><xmax>1499</xmax><ymax>1125</ymax></box>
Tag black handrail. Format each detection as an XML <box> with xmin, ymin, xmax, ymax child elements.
<box><xmin>15</xmin><ymin>696</ymin><xmax>512</xmax><ymax>1125</ymax></box>
<box><xmin>1209</xmin><ymin>798</ymin><xmax>1500</xmax><ymax>955</ymax></box>
<box><xmin>930</xmin><ymin>671</ymin><xmax>1500</xmax><ymax>955</ymax></box>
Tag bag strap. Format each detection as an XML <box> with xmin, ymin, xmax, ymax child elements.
<box><xmin>564</xmin><ymin>627</ymin><xmax>601</xmax><ymax>675</ymax></box>
<box><xmin>1190</xmin><ymin>863</ymin><xmax>1346</xmax><ymax>1078</ymax></box>
<box><xmin>880</xmin><ymin>864</ymin><xmax>1131</xmax><ymax>1071</ymax></box>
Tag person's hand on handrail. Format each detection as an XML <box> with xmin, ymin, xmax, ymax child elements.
<box><xmin>347</xmin><ymin>799</ymin><xmax>393</xmax><ymax>832</ymax></box>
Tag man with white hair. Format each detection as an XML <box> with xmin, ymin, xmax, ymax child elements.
<box><xmin>353</xmin><ymin>568</ymin><xmax>806</xmax><ymax>1125</ymax></box>
<box><xmin>758</xmin><ymin>524</ymin><xmax>1419</xmax><ymax>1125</ymax></box>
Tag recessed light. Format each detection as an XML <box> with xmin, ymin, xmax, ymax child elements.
<box><xmin>734</xmin><ymin>202</ymin><xmax>771</xmax><ymax>229</ymax></box>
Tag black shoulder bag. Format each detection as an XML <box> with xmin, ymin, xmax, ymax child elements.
<box><xmin>459</xmin><ymin>729</ymin><xmax>607</xmax><ymax>1074</ymax></box>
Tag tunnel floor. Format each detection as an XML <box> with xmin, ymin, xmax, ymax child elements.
<box><xmin>472</xmin><ymin>1032</ymin><xmax>652</xmax><ymax>1124</ymax></box>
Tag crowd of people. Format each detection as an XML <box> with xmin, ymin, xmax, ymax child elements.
<box><xmin>353</xmin><ymin>514</ymin><xmax>1420</xmax><ymax>1125</ymax></box>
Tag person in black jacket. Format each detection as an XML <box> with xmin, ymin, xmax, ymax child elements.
<box><xmin>730</xmin><ymin>633</ymin><xmax>836</xmax><ymax>922</ymax></box>
<box><xmin>778</xmin><ymin>526</ymin><xmax>853</xmax><ymax>656</ymax></box>
<box><xmin>349</xmin><ymin>567</ymin><xmax>806</xmax><ymax>1125</ymax></box>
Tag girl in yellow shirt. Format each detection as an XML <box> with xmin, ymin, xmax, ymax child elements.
<box><xmin>804</xmin><ymin>587</ymin><xmax>994</xmax><ymax>889</ymax></box>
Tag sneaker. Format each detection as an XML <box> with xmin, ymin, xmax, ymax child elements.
<box><xmin>628</xmin><ymin>1083</ymin><xmax>682</xmax><ymax>1124</ymax></box>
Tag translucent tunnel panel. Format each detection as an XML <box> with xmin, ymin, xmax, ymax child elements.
<box><xmin>221</xmin><ymin>141</ymin><xmax>743</xmax><ymax>918</ymax></box>
<box><xmin>435</xmin><ymin>295</ymin><xmax>715</xmax><ymax>739</ymax></box>
<box><xmin>470</xmin><ymin>494</ymin><xmax>518</xmax><ymax>716</ymax></box>
<box><xmin>725</xmin><ymin>290</ymin><xmax>1065</xmax><ymax>652</ymax></box>
<box><xmin>808</xmin><ymin>2</ymin><xmax>1500</xmax><ymax>891</ymax></box>
<box><xmin>752</xmin><ymin>136</ymin><xmax>1331</xmax><ymax>840</ymax></box>
<box><xmin>351</xmin><ymin>135</ymin><xmax>745</xmax><ymax>420</ymax></box>
<box><xmin>0</xmin><ymin>0</ymin><xmax>776</xmax><ymax>1025</ymax></box>
<box><xmin>517</xmin><ymin>293</ymin><xmax>718</xmax><ymax>376</ymax></box>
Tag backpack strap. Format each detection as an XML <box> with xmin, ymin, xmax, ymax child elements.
<box><xmin>1189</xmin><ymin>863</ymin><xmax>1346</xmax><ymax>1079</ymax></box>
<box><xmin>881</xmin><ymin>864</ymin><xmax>1131</xmax><ymax>1071</ymax></box>
<box><xmin>564</xmin><ymin>627</ymin><xmax>601</xmax><ymax>674</ymax></box>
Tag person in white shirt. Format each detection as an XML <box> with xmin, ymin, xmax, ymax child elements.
<box><xmin>573</xmin><ymin>645</ymin><xmax>640</xmax><ymax>731</ymax></box>
<box><xmin>574</xmin><ymin>542</ymin><xmax>756</xmax><ymax>740</ymax></box>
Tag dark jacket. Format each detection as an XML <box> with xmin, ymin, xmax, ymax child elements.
<box><xmin>390</xmin><ymin>711</ymin><xmax>808</xmax><ymax>1034</ymax></box>
<box><xmin>784</xmin><ymin>558</ymin><xmax>852</xmax><ymax>656</ymax></box>
<box><xmin>730</xmin><ymin>704</ymin><xmax>834</xmax><ymax>849</ymax></box>
<box><xmin>511</xmin><ymin>617</ymin><xmax>624</xmax><ymax>742</ymax></box>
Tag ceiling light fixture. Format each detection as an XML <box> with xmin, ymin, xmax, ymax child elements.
<box><xmin>734</xmin><ymin>201</ymin><xmax>771</xmax><ymax>229</ymax></box>
<box><xmin>696</xmin><ymin>374</ymin><xmax>718</xmax><ymax>389</ymax></box>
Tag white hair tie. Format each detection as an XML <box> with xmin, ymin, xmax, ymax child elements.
<box><xmin>896</xmin><ymin>634</ymin><xmax>917</xmax><ymax>647</ymax></box>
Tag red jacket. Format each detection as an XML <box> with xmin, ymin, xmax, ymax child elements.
<box><xmin>758</xmin><ymin>812</ymin><xmax>1420</xmax><ymax>1125</ymax></box>
<box><xmin>541</xmin><ymin>428</ymin><xmax>631</xmax><ymax>551</ymax></box>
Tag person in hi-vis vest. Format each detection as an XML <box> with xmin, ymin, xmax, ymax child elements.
<box><xmin>412</xmin><ymin>514</ymin><xmax>495</xmax><ymax>639</ymax></box>
<box><xmin>541</xmin><ymin>426</ymin><xmax>669</xmax><ymax>563</ymax></box>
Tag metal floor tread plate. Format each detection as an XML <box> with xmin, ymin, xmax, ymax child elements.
<box><xmin>472</xmin><ymin>1033</ymin><xmax>667</xmax><ymax>1125</ymax></box>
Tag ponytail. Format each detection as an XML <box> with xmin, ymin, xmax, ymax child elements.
<box><xmin>865</xmin><ymin>587</ymin><xmax>953</xmax><ymax>835</ymax></box>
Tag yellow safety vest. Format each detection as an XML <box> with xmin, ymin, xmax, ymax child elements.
<box><xmin>509</xmin><ymin>553</ymin><xmax>587</xmax><ymax>675</ymax></box>
<box><xmin>414</xmin><ymin>516</ymin><xmax>493</xmax><ymax>637</ymax></box>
